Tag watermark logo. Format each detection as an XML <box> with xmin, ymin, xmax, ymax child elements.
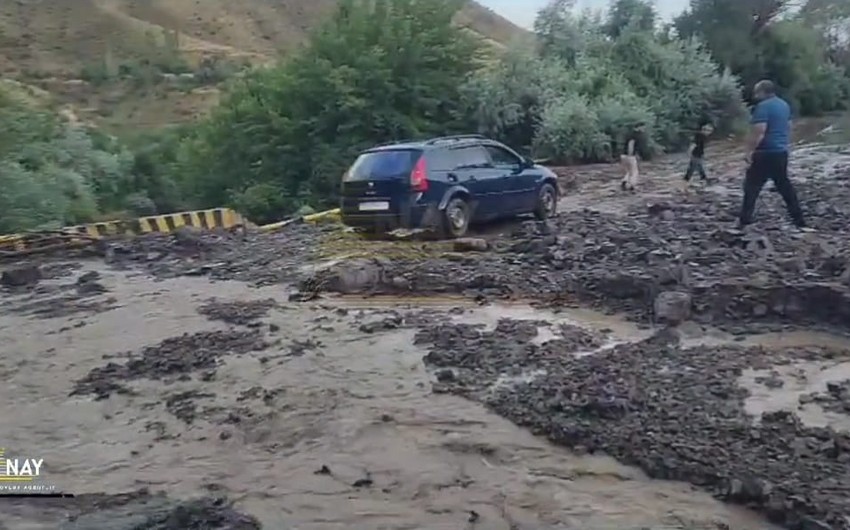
<box><xmin>0</xmin><ymin>448</ymin><xmax>63</xmax><ymax>497</ymax></box>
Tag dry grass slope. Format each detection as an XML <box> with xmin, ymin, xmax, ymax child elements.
<box><xmin>0</xmin><ymin>0</ymin><xmax>527</xmax><ymax>131</ymax></box>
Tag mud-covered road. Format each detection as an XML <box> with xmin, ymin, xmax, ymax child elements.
<box><xmin>1</xmin><ymin>123</ymin><xmax>850</xmax><ymax>529</ymax></box>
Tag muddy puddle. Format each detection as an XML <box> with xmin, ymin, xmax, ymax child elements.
<box><xmin>0</xmin><ymin>264</ymin><xmax>788</xmax><ymax>529</ymax></box>
<box><xmin>741</xmin><ymin>361</ymin><xmax>850</xmax><ymax>433</ymax></box>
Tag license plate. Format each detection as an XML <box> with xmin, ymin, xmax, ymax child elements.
<box><xmin>358</xmin><ymin>201</ymin><xmax>389</xmax><ymax>211</ymax></box>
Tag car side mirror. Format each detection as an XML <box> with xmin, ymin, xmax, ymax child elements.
<box><xmin>521</xmin><ymin>156</ymin><xmax>534</xmax><ymax>168</ymax></box>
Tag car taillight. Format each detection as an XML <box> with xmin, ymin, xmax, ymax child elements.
<box><xmin>410</xmin><ymin>157</ymin><xmax>428</xmax><ymax>192</ymax></box>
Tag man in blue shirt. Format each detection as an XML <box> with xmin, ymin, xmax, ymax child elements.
<box><xmin>738</xmin><ymin>80</ymin><xmax>807</xmax><ymax>229</ymax></box>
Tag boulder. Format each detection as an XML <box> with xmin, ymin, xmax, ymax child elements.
<box><xmin>1</xmin><ymin>265</ymin><xmax>42</xmax><ymax>287</ymax></box>
<box><xmin>172</xmin><ymin>226</ymin><xmax>206</xmax><ymax>248</ymax></box>
<box><xmin>647</xmin><ymin>202</ymin><xmax>673</xmax><ymax>217</ymax></box>
<box><xmin>653</xmin><ymin>290</ymin><xmax>693</xmax><ymax>325</ymax></box>
<box><xmin>453</xmin><ymin>238</ymin><xmax>489</xmax><ymax>252</ymax></box>
<box><xmin>322</xmin><ymin>258</ymin><xmax>385</xmax><ymax>294</ymax></box>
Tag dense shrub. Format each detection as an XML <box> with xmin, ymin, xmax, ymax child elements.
<box><xmin>0</xmin><ymin>85</ymin><xmax>149</xmax><ymax>232</ymax></box>
<box><xmin>461</xmin><ymin>45</ymin><xmax>560</xmax><ymax>153</ymax></box>
<box><xmin>462</xmin><ymin>5</ymin><xmax>748</xmax><ymax>164</ymax></box>
<box><xmin>534</xmin><ymin>95</ymin><xmax>611</xmax><ymax>163</ymax></box>
<box><xmin>676</xmin><ymin>0</ymin><xmax>850</xmax><ymax>115</ymax></box>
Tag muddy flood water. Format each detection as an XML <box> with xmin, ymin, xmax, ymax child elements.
<box><xmin>2</xmin><ymin>262</ymin><xmax>847</xmax><ymax>529</ymax></box>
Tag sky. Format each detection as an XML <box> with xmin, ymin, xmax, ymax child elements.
<box><xmin>478</xmin><ymin>0</ymin><xmax>689</xmax><ymax>29</ymax></box>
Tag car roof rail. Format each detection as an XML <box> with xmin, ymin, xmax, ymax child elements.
<box><xmin>371</xmin><ymin>138</ymin><xmax>420</xmax><ymax>148</ymax></box>
<box><xmin>425</xmin><ymin>134</ymin><xmax>486</xmax><ymax>145</ymax></box>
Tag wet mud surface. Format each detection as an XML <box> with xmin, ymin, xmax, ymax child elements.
<box><xmin>304</xmin><ymin>142</ymin><xmax>850</xmax><ymax>336</ymax></box>
<box><xmin>101</xmin><ymin>224</ymin><xmax>326</xmax><ymax>286</ymax></box>
<box><xmin>0</xmin><ymin>268</ymin><xmax>117</xmax><ymax>319</ymax></box>
<box><xmin>0</xmin><ymin>271</ymin><xmax>779</xmax><ymax>530</ymax></box>
<box><xmin>415</xmin><ymin>318</ymin><xmax>850</xmax><ymax>529</ymax></box>
<box><xmin>197</xmin><ymin>298</ymin><xmax>278</xmax><ymax>326</ymax></box>
<box><xmin>803</xmin><ymin>380</ymin><xmax>850</xmax><ymax>415</ymax></box>
<box><xmin>71</xmin><ymin>329</ymin><xmax>271</xmax><ymax>400</ymax></box>
<box><xmin>1</xmin><ymin>489</ymin><xmax>261</xmax><ymax>530</ymax></box>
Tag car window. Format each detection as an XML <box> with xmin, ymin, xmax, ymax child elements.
<box><xmin>427</xmin><ymin>148</ymin><xmax>457</xmax><ymax>171</ymax></box>
<box><xmin>346</xmin><ymin>149</ymin><xmax>420</xmax><ymax>180</ymax></box>
<box><xmin>484</xmin><ymin>145</ymin><xmax>520</xmax><ymax>167</ymax></box>
<box><xmin>451</xmin><ymin>146</ymin><xmax>490</xmax><ymax>168</ymax></box>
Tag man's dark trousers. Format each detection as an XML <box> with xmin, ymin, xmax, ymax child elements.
<box><xmin>739</xmin><ymin>151</ymin><xmax>805</xmax><ymax>227</ymax></box>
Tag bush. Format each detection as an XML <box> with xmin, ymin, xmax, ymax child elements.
<box><xmin>0</xmin><ymin>86</ymin><xmax>137</xmax><ymax>232</ymax></box>
<box><xmin>80</xmin><ymin>62</ymin><xmax>112</xmax><ymax>85</ymax></box>
<box><xmin>124</xmin><ymin>193</ymin><xmax>157</xmax><ymax>216</ymax></box>
<box><xmin>460</xmin><ymin>45</ymin><xmax>557</xmax><ymax>152</ymax></box>
<box><xmin>615</xmin><ymin>34</ymin><xmax>747</xmax><ymax>149</ymax></box>
<box><xmin>229</xmin><ymin>183</ymin><xmax>299</xmax><ymax>225</ymax></box>
<box><xmin>127</xmin><ymin>126</ymin><xmax>191</xmax><ymax>213</ymax></box>
<box><xmin>675</xmin><ymin>0</ymin><xmax>850</xmax><ymax>115</ymax></box>
<box><xmin>534</xmin><ymin>95</ymin><xmax>611</xmax><ymax>163</ymax></box>
<box><xmin>593</xmin><ymin>94</ymin><xmax>657</xmax><ymax>156</ymax></box>
<box><xmin>797</xmin><ymin>62</ymin><xmax>850</xmax><ymax>114</ymax></box>
<box><xmin>194</xmin><ymin>56</ymin><xmax>251</xmax><ymax>85</ymax></box>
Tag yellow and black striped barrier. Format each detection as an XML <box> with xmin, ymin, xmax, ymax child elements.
<box><xmin>0</xmin><ymin>234</ymin><xmax>26</xmax><ymax>253</ymax></box>
<box><xmin>0</xmin><ymin>207</ymin><xmax>342</xmax><ymax>257</ymax></box>
<box><xmin>67</xmin><ymin>208</ymin><xmax>245</xmax><ymax>238</ymax></box>
<box><xmin>0</xmin><ymin>208</ymin><xmax>246</xmax><ymax>257</ymax></box>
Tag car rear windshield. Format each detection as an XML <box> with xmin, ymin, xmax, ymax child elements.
<box><xmin>345</xmin><ymin>149</ymin><xmax>421</xmax><ymax>181</ymax></box>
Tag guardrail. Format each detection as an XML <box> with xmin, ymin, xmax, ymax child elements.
<box><xmin>0</xmin><ymin>208</ymin><xmax>245</xmax><ymax>257</ymax></box>
<box><xmin>67</xmin><ymin>208</ymin><xmax>245</xmax><ymax>238</ymax></box>
<box><xmin>0</xmin><ymin>207</ymin><xmax>343</xmax><ymax>258</ymax></box>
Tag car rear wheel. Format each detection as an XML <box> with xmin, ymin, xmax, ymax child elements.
<box><xmin>533</xmin><ymin>183</ymin><xmax>558</xmax><ymax>220</ymax></box>
<box><xmin>441</xmin><ymin>197</ymin><xmax>471</xmax><ymax>238</ymax></box>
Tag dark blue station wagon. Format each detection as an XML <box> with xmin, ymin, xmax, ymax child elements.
<box><xmin>340</xmin><ymin>135</ymin><xmax>559</xmax><ymax>238</ymax></box>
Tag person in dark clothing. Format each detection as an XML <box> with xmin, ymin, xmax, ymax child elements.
<box><xmin>620</xmin><ymin>122</ymin><xmax>649</xmax><ymax>191</ymax></box>
<box><xmin>738</xmin><ymin>80</ymin><xmax>809</xmax><ymax>230</ymax></box>
<box><xmin>683</xmin><ymin>120</ymin><xmax>713</xmax><ymax>182</ymax></box>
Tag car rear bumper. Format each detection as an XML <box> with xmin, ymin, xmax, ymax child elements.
<box><xmin>341</xmin><ymin>203</ymin><xmax>439</xmax><ymax>231</ymax></box>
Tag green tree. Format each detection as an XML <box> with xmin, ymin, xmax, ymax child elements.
<box><xmin>127</xmin><ymin>126</ymin><xmax>192</xmax><ymax>213</ymax></box>
<box><xmin>801</xmin><ymin>0</ymin><xmax>850</xmax><ymax>75</ymax></box>
<box><xmin>460</xmin><ymin>44</ymin><xmax>565</xmax><ymax>153</ymax></box>
<box><xmin>534</xmin><ymin>0</ymin><xmax>585</xmax><ymax>64</ymax></box>
<box><xmin>176</xmin><ymin>0</ymin><xmax>481</xmax><ymax>222</ymax></box>
<box><xmin>604</xmin><ymin>0</ymin><xmax>657</xmax><ymax>38</ymax></box>
<box><xmin>0</xmin><ymin>85</ymin><xmax>136</xmax><ymax>232</ymax></box>
<box><xmin>463</xmin><ymin>0</ymin><xmax>747</xmax><ymax>164</ymax></box>
<box><xmin>674</xmin><ymin>0</ymin><xmax>849</xmax><ymax>113</ymax></box>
